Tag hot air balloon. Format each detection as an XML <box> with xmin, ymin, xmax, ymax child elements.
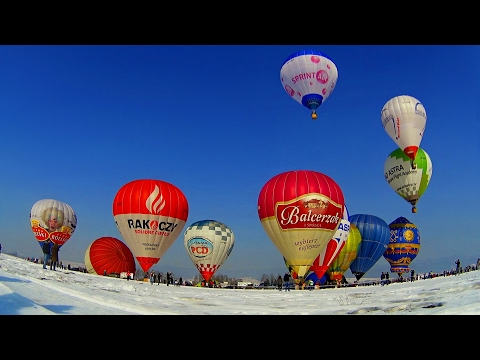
<box><xmin>349</xmin><ymin>214</ymin><xmax>390</xmax><ymax>281</ymax></box>
<box><xmin>280</xmin><ymin>50</ymin><xmax>338</xmax><ymax>120</ymax></box>
<box><xmin>284</xmin><ymin>256</ymin><xmax>311</xmax><ymax>280</ymax></box>
<box><xmin>258</xmin><ymin>170</ymin><xmax>345</xmax><ymax>279</ymax></box>
<box><xmin>112</xmin><ymin>179</ymin><xmax>189</xmax><ymax>273</ymax></box>
<box><xmin>383</xmin><ymin>216</ymin><xmax>420</xmax><ymax>277</ymax></box>
<box><xmin>183</xmin><ymin>220</ymin><xmax>235</xmax><ymax>282</ymax></box>
<box><xmin>310</xmin><ymin>205</ymin><xmax>350</xmax><ymax>280</ymax></box>
<box><xmin>384</xmin><ymin>147</ymin><xmax>432</xmax><ymax>213</ymax></box>
<box><xmin>84</xmin><ymin>236</ymin><xmax>136</xmax><ymax>276</ymax></box>
<box><xmin>381</xmin><ymin>95</ymin><xmax>427</xmax><ymax>169</ymax></box>
<box><xmin>327</xmin><ymin>223</ymin><xmax>362</xmax><ymax>283</ymax></box>
<box><xmin>30</xmin><ymin>199</ymin><xmax>77</xmax><ymax>250</ymax></box>
<box><xmin>304</xmin><ymin>271</ymin><xmax>328</xmax><ymax>286</ymax></box>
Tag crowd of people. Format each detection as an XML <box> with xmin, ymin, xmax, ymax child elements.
<box><xmin>133</xmin><ymin>270</ymin><xmax>189</xmax><ymax>286</ymax></box>
<box><xmin>377</xmin><ymin>258</ymin><xmax>480</xmax><ymax>286</ymax></box>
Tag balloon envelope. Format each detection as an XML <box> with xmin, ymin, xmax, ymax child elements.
<box><xmin>183</xmin><ymin>220</ymin><xmax>235</xmax><ymax>282</ymax></box>
<box><xmin>112</xmin><ymin>179</ymin><xmax>189</xmax><ymax>273</ymax></box>
<box><xmin>383</xmin><ymin>217</ymin><xmax>420</xmax><ymax>276</ymax></box>
<box><xmin>381</xmin><ymin>95</ymin><xmax>427</xmax><ymax>162</ymax></box>
<box><xmin>284</xmin><ymin>256</ymin><xmax>311</xmax><ymax>280</ymax></box>
<box><xmin>84</xmin><ymin>236</ymin><xmax>136</xmax><ymax>276</ymax></box>
<box><xmin>280</xmin><ymin>50</ymin><xmax>338</xmax><ymax>119</ymax></box>
<box><xmin>349</xmin><ymin>214</ymin><xmax>390</xmax><ymax>281</ymax></box>
<box><xmin>327</xmin><ymin>223</ymin><xmax>362</xmax><ymax>281</ymax></box>
<box><xmin>30</xmin><ymin>199</ymin><xmax>77</xmax><ymax>250</ymax></box>
<box><xmin>304</xmin><ymin>271</ymin><xmax>327</xmax><ymax>285</ymax></box>
<box><xmin>384</xmin><ymin>147</ymin><xmax>432</xmax><ymax>213</ymax></box>
<box><xmin>310</xmin><ymin>205</ymin><xmax>350</xmax><ymax>279</ymax></box>
<box><xmin>258</xmin><ymin>170</ymin><xmax>345</xmax><ymax>278</ymax></box>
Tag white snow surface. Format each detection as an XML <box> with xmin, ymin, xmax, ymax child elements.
<box><xmin>1</xmin><ymin>253</ymin><xmax>479</xmax><ymax>315</ymax></box>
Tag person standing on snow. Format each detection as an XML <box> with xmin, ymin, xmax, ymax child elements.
<box><xmin>50</xmin><ymin>242</ymin><xmax>59</xmax><ymax>271</ymax></box>
<box><xmin>277</xmin><ymin>275</ymin><xmax>283</xmax><ymax>291</ymax></box>
<box><xmin>283</xmin><ymin>272</ymin><xmax>291</xmax><ymax>291</ymax></box>
<box><xmin>455</xmin><ymin>259</ymin><xmax>461</xmax><ymax>275</ymax></box>
<box><xmin>42</xmin><ymin>239</ymin><xmax>52</xmax><ymax>270</ymax></box>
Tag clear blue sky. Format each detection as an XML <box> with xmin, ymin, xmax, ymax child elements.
<box><xmin>0</xmin><ymin>45</ymin><xmax>478</xmax><ymax>280</ymax></box>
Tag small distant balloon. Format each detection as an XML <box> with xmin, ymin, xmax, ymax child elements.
<box><xmin>280</xmin><ymin>50</ymin><xmax>338</xmax><ymax>120</ymax></box>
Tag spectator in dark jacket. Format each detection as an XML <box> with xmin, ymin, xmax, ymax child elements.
<box><xmin>50</xmin><ymin>242</ymin><xmax>59</xmax><ymax>271</ymax></box>
<box><xmin>283</xmin><ymin>272</ymin><xmax>291</xmax><ymax>291</ymax></box>
<box><xmin>277</xmin><ymin>275</ymin><xmax>283</xmax><ymax>290</ymax></box>
<box><xmin>42</xmin><ymin>239</ymin><xmax>52</xmax><ymax>269</ymax></box>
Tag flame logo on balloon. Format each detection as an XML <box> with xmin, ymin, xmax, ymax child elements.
<box><xmin>145</xmin><ymin>185</ymin><xmax>166</xmax><ymax>214</ymax></box>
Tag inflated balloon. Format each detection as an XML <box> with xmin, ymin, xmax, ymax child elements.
<box><xmin>280</xmin><ymin>50</ymin><xmax>338</xmax><ymax>120</ymax></box>
<box><xmin>384</xmin><ymin>147</ymin><xmax>432</xmax><ymax>213</ymax></box>
<box><xmin>258</xmin><ymin>170</ymin><xmax>345</xmax><ymax>279</ymax></box>
<box><xmin>84</xmin><ymin>236</ymin><xmax>136</xmax><ymax>276</ymax></box>
<box><xmin>349</xmin><ymin>214</ymin><xmax>390</xmax><ymax>281</ymax></box>
<box><xmin>310</xmin><ymin>205</ymin><xmax>350</xmax><ymax>280</ymax></box>
<box><xmin>381</xmin><ymin>95</ymin><xmax>427</xmax><ymax>168</ymax></box>
<box><xmin>304</xmin><ymin>271</ymin><xmax>327</xmax><ymax>286</ymax></box>
<box><xmin>113</xmin><ymin>179</ymin><xmax>189</xmax><ymax>273</ymax></box>
<box><xmin>383</xmin><ymin>217</ymin><xmax>420</xmax><ymax>277</ymax></box>
<box><xmin>30</xmin><ymin>199</ymin><xmax>77</xmax><ymax>250</ymax></box>
<box><xmin>327</xmin><ymin>223</ymin><xmax>362</xmax><ymax>282</ymax></box>
<box><xmin>284</xmin><ymin>256</ymin><xmax>311</xmax><ymax>280</ymax></box>
<box><xmin>184</xmin><ymin>220</ymin><xmax>235</xmax><ymax>282</ymax></box>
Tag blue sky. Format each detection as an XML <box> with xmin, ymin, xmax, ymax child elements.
<box><xmin>0</xmin><ymin>45</ymin><xmax>478</xmax><ymax>280</ymax></box>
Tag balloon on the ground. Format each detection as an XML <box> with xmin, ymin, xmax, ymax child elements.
<box><xmin>310</xmin><ymin>205</ymin><xmax>350</xmax><ymax>280</ymax></box>
<box><xmin>327</xmin><ymin>223</ymin><xmax>362</xmax><ymax>282</ymax></box>
<box><xmin>112</xmin><ymin>179</ymin><xmax>189</xmax><ymax>273</ymax></box>
<box><xmin>84</xmin><ymin>236</ymin><xmax>136</xmax><ymax>276</ymax></box>
<box><xmin>284</xmin><ymin>256</ymin><xmax>311</xmax><ymax>280</ymax></box>
<box><xmin>383</xmin><ymin>216</ymin><xmax>420</xmax><ymax>277</ymax></box>
<box><xmin>304</xmin><ymin>271</ymin><xmax>327</xmax><ymax>285</ymax></box>
<box><xmin>258</xmin><ymin>170</ymin><xmax>345</xmax><ymax>279</ymax></box>
<box><xmin>384</xmin><ymin>147</ymin><xmax>432</xmax><ymax>213</ymax></box>
<box><xmin>30</xmin><ymin>199</ymin><xmax>77</xmax><ymax>250</ymax></box>
<box><xmin>381</xmin><ymin>95</ymin><xmax>427</xmax><ymax>167</ymax></box>
<box><xmin>280</xmin><ymin>50</ymin><xmax>338</xmax><ymax>120</ymax></box>
<box><xmin>349</xmin><ymin>214</ymin><xmax>390</xmax><ymax>281</ymax></box>
<box><xmin>184</xmin><ymin>220</ymin><xmax>235</xmax><ymax>282</ymax></box>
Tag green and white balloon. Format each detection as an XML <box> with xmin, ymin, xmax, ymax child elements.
<box><xmin>384</xmin><ymin>147</ymin><xmax>432</xmax><ymax>213</ymax></box>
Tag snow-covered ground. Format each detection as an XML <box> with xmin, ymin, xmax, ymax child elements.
<box><xmin>1</xmin><ymin>253</ymin><xmax>479</xmax><ymax>315</ymax></box>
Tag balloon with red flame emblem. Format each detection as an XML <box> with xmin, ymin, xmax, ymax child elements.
<box><xmin>258</xmin><ymin>170</ymin><xmax>345</xmax><ymax>279</ymax></box>
<box><xmin>84</xmin><ymin>236</ymin><xmax>136</xmax><ymax>276</ymax></box>
<box><xmin>183</xmin><ymin>220</ymin><xmax>235</xmax><ymax>282</ymax></box>
<box><xmin>309</xmin><ymin>205</ymin><xmax>350</xmax><ymax>280</ymax></box>
<box><xmin>30</xmin><ymin>199</ymin><xmax>77</xmax><ymax>251</ymax></box>
<box><xmin>112</xmin><ymin>179</ymin><xmax>189</xmax><ymax>273</ymax></box>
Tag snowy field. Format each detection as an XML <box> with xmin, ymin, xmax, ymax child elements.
<box><xmin>1</xmin><ymin>253</ymin><xmax>479</xmax><ymax>315</ymax></box>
